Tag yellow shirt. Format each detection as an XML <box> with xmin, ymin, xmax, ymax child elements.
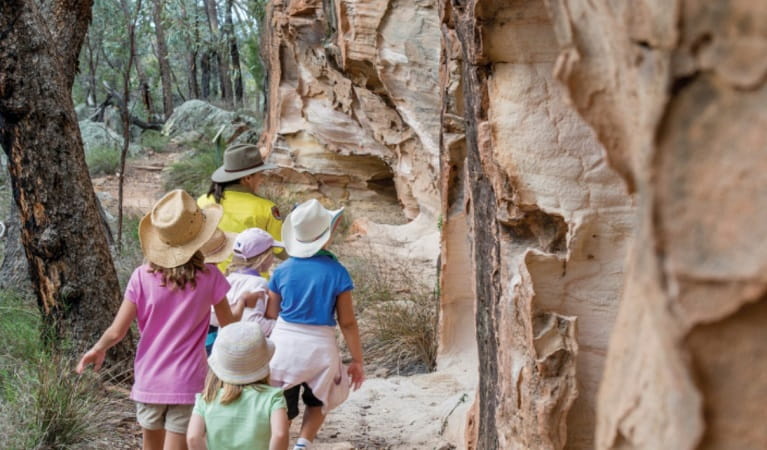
<box><xmin>198</xmin><ymin>187</ymin><xmax>283</xmax><ymax>273</ymax></box>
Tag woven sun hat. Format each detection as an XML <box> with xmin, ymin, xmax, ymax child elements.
<box><xmin>282</xmin><ymin>199</ymin><xmax>344</xmax><ymax>258</ymax></box>
<box><xmin>139</xmin><ymin>189</ymin><xmax>223</xmax><ymax>268</ymax></box>
<box><xmin>208</xmin><ymin>321</ymin><xmax>275</xmax><ymax>384</ymax></box>
<box><xmin>210</xmin><ymin>143</ymin><xmax>278</xmax><ymax>183</ymax></box>
<box><xmin>201</xmin><ymin>228</ymin><xmax>237</xmax><ymax>264</ymax></box>
<box><xmin>233</xmin><ymin>228</ymin><xmax>285</xmax><ymax>259</ymax></box>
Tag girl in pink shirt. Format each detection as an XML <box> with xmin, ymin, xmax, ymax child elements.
<box><xmin>77</xmin><ymin>190</ymin><xmax>252</xmax><ymax>450</ymax></box>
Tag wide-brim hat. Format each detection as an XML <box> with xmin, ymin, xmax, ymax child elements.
<box><xmin>201</xmin><ymin>228</ymin><xmax>237</xmax><ymax>264</ymax></box>
<box><xmin>139</xmin><ymin>190</ymin><xmax>223</xmax><ymax>268</ymax></box>
<box><xmin>282</xmin><ymin>198</ymin><xmax>344</xmax><ymax>258</ymax></box>
<box><xmin>211</xmin><ymin>143</ymin><xmax>278</xmax><ymax>183</ymax></box>
<box><xmin>208</xmin><ymin>322</ymin><xmax>275</xmax><ymax>384</ymax></box>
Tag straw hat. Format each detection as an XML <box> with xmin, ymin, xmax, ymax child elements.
<box><xmin>282</xmin><ymin>199</ymin><xmax>343</xmax><ymax>258</ymax></box>
<box><xmin>208</xmin><ymin>321</ymin><xmax>275</xmax><ymax>384</ymax></box>
<box><xmin>139</xmin><ymin>190</ymin><xmax>223</xmax><ymax>268</ymax></box>
<box><xmin>201</xmin><ymin>228</ymin><xmax>237</xmax><ymax>264</ymax></box>
<box><xmin>233</xmin><ymin>228</ymin><xmax>285</xmax><ymax>259</ymax></box>
<box><xmin>211</xmin><ymin>143</ymin><xmax>277</xmax><ymax>183</ymax></box>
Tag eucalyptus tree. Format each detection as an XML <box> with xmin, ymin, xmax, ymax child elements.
<box><xmin>151</xmin><ymin>0</ymin><xmax>174</xmax><ymax>118</ymax></box>
<box><xmin>0</xmin><ymin>0</ymin><xmax>134</xmax><ymax>362</ymax></box>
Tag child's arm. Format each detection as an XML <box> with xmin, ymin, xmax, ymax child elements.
<box><xmin>76</xmin><ymin>299</ymin><xmax>137</xmax><ymax>373</ymax></box>
<box><xmin>269</xmin><ymin>408</ymin><xmax>289</xmax><ymax>450</ymax></box>
<box><xmin>265</xmin><ymin>290</ymin><xmax>281</xmax><ymax>320</ymax></box>
<box><xmin>186</xmin><ymin>413</ymin><xmax>207</xmax><ymax>450</ymax></box>
<box><xmin>237</xmin><ymin>290</ymin><xmax>265</xmax><ymax>309</ymax></box>
<box><xmin>215</xmin><ymin>296</ymin><xmax>244</xmax><ymax>327</ymax></box>
<box><xmin>336</xmin><ymin>291</ymin><xmax>365</xmax><ymax>390</ymax></box>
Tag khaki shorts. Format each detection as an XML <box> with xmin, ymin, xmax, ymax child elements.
<box><xmin>135</xmin><ymin>402</ymin><xmax>194</xmax><ymax>434</ymax></box>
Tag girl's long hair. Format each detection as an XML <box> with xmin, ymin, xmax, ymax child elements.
<box><xmin>148</xmin><ymin>251</ymin><xmax>207</xmax><ymax>290</ymax></box>
<box><xmin>226</xmin><ymin>248</ymin><xmax>274</xmax><ymax>276</ymax></box>
<box><xmin>207</xmin><ymin>180</ymin><xmax>239</xmax><ymax>204</ymax></box>
<box><xmin>202</xmin><ymin>369</ymin><xmax>270</xmax><ymax>405</ymax></box>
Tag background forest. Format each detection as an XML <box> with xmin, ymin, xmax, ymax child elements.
<box><xmin>77</xmin><ymin>0</ymin><xmax>268</xmax><ymax>119</ymax></box>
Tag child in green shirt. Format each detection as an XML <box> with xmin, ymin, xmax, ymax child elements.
<box><xmin>187</xmin><ymin>322</ymin><xmax>289</xmax><ymax>450</ymax></box>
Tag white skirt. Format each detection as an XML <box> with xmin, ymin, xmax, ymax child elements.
<box><xmin>268</xmin><ymin>317</ymin><xmax>350</xmax><ymax>413</ymax></box>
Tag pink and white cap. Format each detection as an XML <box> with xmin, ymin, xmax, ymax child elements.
<box><xmin>233</xmin><ymin>227</ymin><xmax>284</xmax><ymax>259</ymax></box>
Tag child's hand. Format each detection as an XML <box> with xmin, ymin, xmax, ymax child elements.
<box><xmin>239</xmin><ymin>290</ymin><xmax>265</xmax><ymax>308</ymax></box>
<box><xmin>76</xmin><ymin>348</ymin><xmax>106</xmax><ymax>374</ymax></box>
<box><xmin>347</xmin><ymin>361</ymin><xmax>365</xmax><ymax>391</ymax></box>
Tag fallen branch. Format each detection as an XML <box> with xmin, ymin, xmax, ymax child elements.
<box><xmin>95</xmin><ymin>82</ymin><xmax>165</xmax><ymax>131</ymax></box>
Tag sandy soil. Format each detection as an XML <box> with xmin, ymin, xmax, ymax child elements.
<box><xmin>91</xmin><ymin>149</ymin><xmax>469</xmax><ymax>450</ymax></box>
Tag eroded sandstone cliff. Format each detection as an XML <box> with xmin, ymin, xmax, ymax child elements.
<box><xmin>546</xmin><ymin>1</ymin><xmax>767</xmax><ymax>448</ymax></box>
<box><xmin>260</xmin><ymin>0</ymin><xmax>764</xmax><ymax>449</ymax></box>
<box><xmin>441</xmin><ymin>1</ymin><xmax>634</xmax><ymax>448</ymax></box>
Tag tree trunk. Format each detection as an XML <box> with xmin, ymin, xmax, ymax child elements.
<box><xmin>84</xmin><ymin>35</ymin><xmax>99</xmax><ymax>106</ymax></box>
<box><xmin>201</xmin><ymin>50</ymin><xmax>212</xmax><ymax>99</ymax></box>
<box><xmin>225</xmin><ymin>0</ymin><xmax>243</xmax><ymax>105</ymax></box>
<box><xmin>180</xmin><ymin>0</ymin><xmax>200</xmax><ymax>100</ymax></box>
<box><xmin>119</xmin><ymin>0</ymin><xmax>155</xmax><ymax>120</ymax></box>
<box><xmin>151</xmin><ymin>0</ymin><xmax>174</xmax><ymax>119</ymax></box>
<box><xmin>204</xmin><ymin>0</ymin><xmax>233</xmax><ymax>106</ymax></box>
<box><xmin>0</xmin><ymin>0</ymin><xmax>133</xmax><ymax>362</ymax></box>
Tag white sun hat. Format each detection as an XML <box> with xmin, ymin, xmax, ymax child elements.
<box><xmin>208</xmin><ymin>321</ymin><xmax>275</xmax><ymax>384</ymax></box>
<box><xmin>282</xmin><ymin>199</ymin><xmax>344</xmax><ymax>258</ymax></box>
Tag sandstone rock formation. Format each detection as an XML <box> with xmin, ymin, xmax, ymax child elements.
<box><xmin>260</xmin><ymin>0</ymin><xmax>764</xmax><ymax>448</ymax></box>
<box><xmin>441</xmin><ymin>1</ymin><xmax>634</xmax><ymax>448</ymax></box>
<box><xmin>257</xmin><ymin>0</ymin><xmax>442</xmax><ymax>275</ymax></box>
<box><xmin>546</xmin><ymin>1</ymin><xmax>767</xmax><ymax>448</ymax></box>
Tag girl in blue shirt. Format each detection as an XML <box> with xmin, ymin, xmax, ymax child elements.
<box><xmin>266</xmin><ymin>199</ymin><xmax>364</xmax><ymax>450</ymax></box>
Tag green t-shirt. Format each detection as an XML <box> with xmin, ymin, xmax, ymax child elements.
<box><xmin>193</xmin><ymin>385</ymin><xmax>287</xmax><ymax>450</ymax></box>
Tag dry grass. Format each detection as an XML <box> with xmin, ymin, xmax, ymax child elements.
<box><xmin>0</xmin><ymin>289</ymin><xmax>137</xmax><ymax>449</ymax></box>
<box><xmin>341</xmin><ymin>250</ymin><xmax>438</xmax><ymax>376</ymax></box>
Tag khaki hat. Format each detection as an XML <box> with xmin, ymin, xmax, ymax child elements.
<box><xmin>201</xmin><ymin>228</ymin><xmax>237</xmax><ymax>264</ymax></box>
<box><xmin>282</xmin><ymin>199</ymin><xmax>344</xmax><ymax>258</ymax></box>
<box><xmin>211</xmin><ymin>143</ymin><xmax>277</xmax><ymax>183</ymax></box>
<box><xmin>139</xmin><ymin>190</ymin><xmax>223</xmax><ymax>268</ymax></box>
<box><xmin>208</xmin><ymin>321</ymin><xmax>275</xmax><ymax>384</ymax></box>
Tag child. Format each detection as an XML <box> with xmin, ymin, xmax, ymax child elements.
<box><xmin>265</xmin><ymin>199</ymin><xmax>365</xmax><ymax>450</ymax></box>
<box><xmin>206</xmin><ymin>228</ymin><xmax>284</xmax><ymax>353</ymax></box>
<box><xmin>187</xmin><ymin>321</ymin><xmax>289</xmax><ymax>450</ymax></box>
<box><xmin>76</xmin><ymin>189</ymin><xmax>250</xmax><ymax>450</ymax></box>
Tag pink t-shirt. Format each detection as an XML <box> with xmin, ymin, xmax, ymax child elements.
<box><xmin>125</xmin><ymin>263</ymin><xmax>230</xmax><ymax>404</ymax></box>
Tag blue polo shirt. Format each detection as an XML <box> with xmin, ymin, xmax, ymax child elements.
<box><xmin>268</xmin><ymin>253</ymin><xmax>353</xmax><ymax>326</ymax></box>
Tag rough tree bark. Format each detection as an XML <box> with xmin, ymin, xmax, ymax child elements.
<box><xmin>151</xmin><ymin>0</ymin><xmax>174</xmax><ymax>119</ymax></box>
<box><xmin>0</xmin><ymin>0</ymin><xmax>133</xmax><ymax>361</ymax></box>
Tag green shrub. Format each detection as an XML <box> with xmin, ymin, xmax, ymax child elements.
<box><xmin>140</xmin><ymin>130</ymin><xmax>171</xmax><ymax>152</ymax></box>
<box><xmin>85</xmin><ymin>145</ymin><xmax>120</xmax><ymax>176</ymax></box>
<box><xmin>164</xmin><ymin>147</ymin><xmax>223</xmax><ymax>198</ymax></box>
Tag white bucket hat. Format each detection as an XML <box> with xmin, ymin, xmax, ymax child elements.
<box><xmin>208</xmin><ymin>321</ymin><xmax>275</xmax><ymax>384</ymax></box>
<box><xmin>282</xmin><ymin>199</ymin><xmax>344</xmax><ymax>258</ymax></box>
<box><xmin>139</xmin><ymin>190</ymin><xmax>223</xmax><ymax>268</ymax></box>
